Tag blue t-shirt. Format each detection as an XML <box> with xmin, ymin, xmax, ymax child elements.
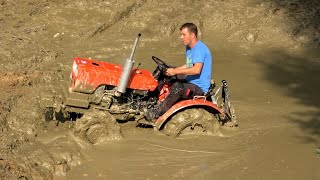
<box><xmin>185</xmin><ymin>40</ymin><xmax>212</xmax><ymax>93</ymax></box>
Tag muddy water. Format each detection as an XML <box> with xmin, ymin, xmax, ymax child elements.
<box><xmin>49</xmin><ymin>41</ymin><xmax>319</xmax><ymax>179</ymax></box>
<box><xmin>1</xmin><ymin>0</ymin><xmax>320</xmax><ymax>179</ymax></box>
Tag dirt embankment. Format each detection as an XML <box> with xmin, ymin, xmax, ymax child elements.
<box><xmin>0</xmin><ymin>0</ymin><xmax>319</xmax><ymax>179</ymax></box>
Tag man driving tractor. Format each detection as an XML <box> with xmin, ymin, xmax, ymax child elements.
<box><xmin>43</xmin><ymin>21</ymin><xmax>237</xmax><ymax>138</ymax></box>
<box><xmin>42</xmin><ymin>18</ymin><xmax>237</xmax><ymax>139</ymax></box>
<box><xmin>144</xmin><ymin>22</ymin><xmax>213</xmax><ymax>120</ymax></box>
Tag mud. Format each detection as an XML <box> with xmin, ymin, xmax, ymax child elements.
<box><xmin>1</xmin><ymin>0</ymin><xmax>320</xmax><ymax>179</ymax></box>
<box><xmin>16</xmin><ymin>136</ymin><xmax>85</xmax><ymax>178</ymax></box>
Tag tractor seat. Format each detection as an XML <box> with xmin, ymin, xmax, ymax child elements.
<box><xmin>193</xmin><ymin>79</ymin><xmax>216</xmax><ymax>101</ymax></box>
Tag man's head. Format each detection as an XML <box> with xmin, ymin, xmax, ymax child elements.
<box><xmin>180</xmin><ymin>22</ymin><xmax>198</xmax><ymax>48</ymax></box>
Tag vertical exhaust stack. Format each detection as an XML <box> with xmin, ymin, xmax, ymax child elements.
<box><xmin>115</xmin><ymin>33</ymin><xmax>141</xmax><ymax>97</ymax></box>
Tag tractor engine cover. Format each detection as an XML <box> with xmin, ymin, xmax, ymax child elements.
<box><xmin>70</xmin><ymin>57</ymin><xmax>158</xmax><ymax>93</ymax></box>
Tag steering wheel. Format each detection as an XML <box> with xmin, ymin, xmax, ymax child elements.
<box><xmin>152</xmin><ymin>56</ymin><xmax>173</xmax><ymax>71</ymax></box>
<box><xmin>152</xmin><ymin>56</ymin><xmax>177</xmax><ymax>81</ymax></box>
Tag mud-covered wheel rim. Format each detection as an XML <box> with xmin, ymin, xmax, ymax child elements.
<box><xmin>73</xmin><ymin>109</ymin><xmax>122</xmax><ymax>144</ymax></box>
<box><xmin>163</xmin><ymin>108</ymin><xmax>220</xmax><ymax>137</ymax></box>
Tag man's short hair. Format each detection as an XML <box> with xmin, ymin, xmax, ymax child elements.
<box><xmin>180</xmin><ymin>22</ymin><xmax>198</xmax><ymax>38</ymax></box>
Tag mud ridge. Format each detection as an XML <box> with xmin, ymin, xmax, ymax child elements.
<box><xmin>81</xmin><ymin>0</ymin><xmax>147</xmax><ymax>40</ymax></box>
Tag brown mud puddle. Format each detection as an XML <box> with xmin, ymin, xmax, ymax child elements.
<box><xmin>1</xmin><ymin>0</ymin><xmax>320</xmax><ymax>179</ymax></box>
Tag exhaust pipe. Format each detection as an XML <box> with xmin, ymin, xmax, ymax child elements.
<box><xmin>115</xmin><ymin>33</ymin><xmax>141</xmax><ymax>97</ymax></box>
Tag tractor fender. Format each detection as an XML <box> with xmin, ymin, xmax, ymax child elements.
<box><xmin>154</xmin><ymin>98</ymin><xmax>225</xmax><ymax>130</ymax></box>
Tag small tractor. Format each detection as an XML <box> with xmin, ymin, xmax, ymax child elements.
<box><xmin>44</xmin><ymin>34</ymin><xmax>237</xmax><ymax>138</ymax></box>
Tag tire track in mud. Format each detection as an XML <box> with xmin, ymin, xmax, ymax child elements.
<box><xmin>81</xmin><ymin>0</ymin><xmax>147</xmax><ymax>41</ymax></box>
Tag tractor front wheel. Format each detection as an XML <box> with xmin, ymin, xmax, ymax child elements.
<box><xmin>163</xmin><ymin>108</ymin><xmax>221</xmax><ymax>137</ymax></box>
<box><xmin>73</xmin><ymin>109</ymin><xmax>122</xmax><ymax>144</ymax></box>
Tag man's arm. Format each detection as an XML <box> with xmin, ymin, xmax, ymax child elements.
<box><xmin>176</xmin><ymin>64</ymin><xmax>186</xmax><ymax>69</ymax></box>
<box><xmin>166</xmin><ymin>63</ymin><xmax>203</xmax><ymax>76</ymax></box>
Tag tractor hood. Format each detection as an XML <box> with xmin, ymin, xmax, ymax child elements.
<box><xmin>70</xmin><ymin>57</ymin><xmax>158</xmax><ymax>93</ymax></box>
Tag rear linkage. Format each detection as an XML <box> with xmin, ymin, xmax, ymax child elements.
<box><xmin>211</xmin><ymin>80</ymin><xmax>238</xmax><ymax>127</ymax></box>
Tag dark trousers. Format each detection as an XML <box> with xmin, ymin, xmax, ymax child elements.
<box><xmin>158</xmin><ymin>81</ymin><xmax>204</xmax><ymax>116</ymax></box>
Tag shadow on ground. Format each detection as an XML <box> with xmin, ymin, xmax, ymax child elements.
<box><xmin>254</xmin><ymin>0</ymin><xmax>320</xmax><ymax>143</ymax></box>
<box><xmin>257</xmin><ymin>48</ymin><xmax>320</xmax><ymax>143</ymax></box>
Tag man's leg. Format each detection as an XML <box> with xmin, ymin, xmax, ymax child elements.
<box><xmin>158</xmin><ymin>82</ymin><xmax>184</xmax><ymax>115</ymax></box>
<box><xmin>158</xmin><ymin>82</ymin><xmax>204</xmax><ymax>115</ymax></box>
<box><xmin>144</xmin><ymin>81</ymin><xmax>204</xmax><ymax>121</ymax></box>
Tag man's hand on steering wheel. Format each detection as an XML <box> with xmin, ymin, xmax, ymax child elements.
<box><xmin>165</xmin><ymin>68</ymin><xmax>176</xmax><ymax>76</ymax></box>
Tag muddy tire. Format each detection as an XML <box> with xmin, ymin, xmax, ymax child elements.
<box><xmin>163</xmin><ymin>108</ymin><xmax>220</xmax><ymax>137</ymax></box>
<box><xmin>73</xmin><ymin>109</ymin><xmax>122</xmax><ymax>144</ymax></box>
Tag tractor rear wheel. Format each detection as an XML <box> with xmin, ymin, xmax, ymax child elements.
<box><xmin>163</xmin><ymin>108</ymin><xmax>221</xmax><ymax>137</ymax></box>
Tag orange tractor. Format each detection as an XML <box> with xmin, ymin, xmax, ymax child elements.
<box><xmin>45</xmin><ymin>34</ymin><xmax>237</xmax><ymax>137</ymax></box>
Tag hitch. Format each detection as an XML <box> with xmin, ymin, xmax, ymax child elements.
<box><xmin>212</xmin><ymin>80</ymin><xmax>237</xmax><ymax>126</ymax></box>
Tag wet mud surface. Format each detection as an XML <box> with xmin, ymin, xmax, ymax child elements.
<box><xmin>1</xmin><ymin>0</ymin><xmax>320</xmax><ymax>179</ymax></box>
